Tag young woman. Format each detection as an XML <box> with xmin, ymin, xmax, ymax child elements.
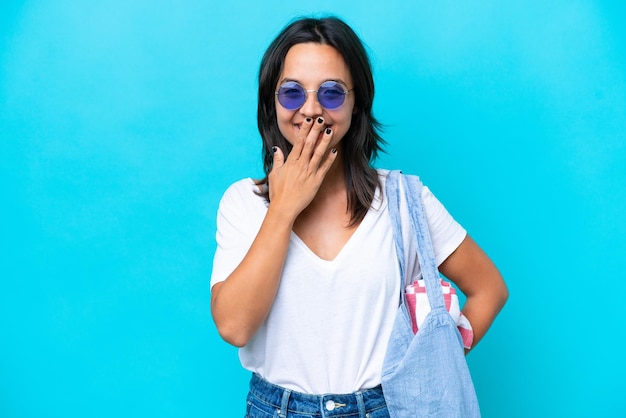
<box><xmin>210</xmin><ymin>16</ymin><xmax>508</xmax><ymax>418</ymax></box>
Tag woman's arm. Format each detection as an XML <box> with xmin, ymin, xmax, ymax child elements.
<box><xmin>211</xmin><ymin>205</ymin><xmax>294</xmax><ymax>347</ymax></box>
<box><xmin>438</xmin><ymin>235</ymin><xmax>508</xmax><ymax>351</ymax></box>
<box><xmin>211</xmin><ymin>118</ymin><xmax>337</xmax><ymax>347</ymax></box>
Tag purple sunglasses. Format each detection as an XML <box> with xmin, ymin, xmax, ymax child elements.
<box><xmin>275</xmin><ymin>81</ymin><xmax>352</xmax><ymax>110</ymax></box>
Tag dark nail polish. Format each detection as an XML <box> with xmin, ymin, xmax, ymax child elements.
<box><xmin>331</xmin><ymin>148</ymin><xmax>337</xmax><ymax>154</ymax></box>
<box><xmin>305</xmin><ymin>117</ymin><xmax>312</xmax><ymax>123</ymax></box>
<box><xmin>272</xmin><ymin>146</ymin><xmax>277</xmax><ymax>153</ymax></box>
<box><xmin>325</xmin><ymin>128</ymin><xmax>332</xmax><ymax>135</ymax></box>
<box><xmin>317</xmin><ymin>117</ymin><xmax>324</xmax><ymax>124</ymax></box>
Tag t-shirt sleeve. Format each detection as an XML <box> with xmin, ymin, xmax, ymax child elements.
<box><xmin>401</xmin><ymin>183</ymin><xmax>467</xmax><ymax>282</ymax></box>
<box><xmin>422</xmin><ymin>186</ymin><xmax>467</xmax><ymax>267</ymax></box>
<box><xmin>210</xmin><ymin>180</ymin><xmax>265</xmax><ymax>289</ymax></box>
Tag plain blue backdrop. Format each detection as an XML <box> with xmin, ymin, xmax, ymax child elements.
<box><xmin>1</xmin><ymin>1</ymin><xmax>625</xmax><ymax>417</ymax></box>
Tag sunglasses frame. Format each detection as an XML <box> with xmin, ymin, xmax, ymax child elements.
<box><xmin>275</xmin><ymin>80</ymin><xmax>353</xmax><ymax>110</ymax></box>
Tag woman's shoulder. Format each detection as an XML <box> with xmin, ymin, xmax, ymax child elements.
<box><xmin>219</xmin><ymin>177</ymin><xmax>267</xmax><ymax>210</ymax></box>
<box><xmin>375</xmin><ymin>168</ymin><xmax>423</xmax><ymax>187</ymax></box>
<box><xmin>375</xmin><ymin>168</ymin><xmax>391</xmax><ymax>183</ymax></box>
<box><xmin>222</xmin><ymin>177</ymin><xmax>259</xmax><ymax>194</ymax></box>
<box><xmin>376</xmin><ymin>168</ymin><xmax>438</xmax><ymax>201</ymax></box>
<box><xmin>376</xmin><ymin>168</ymin><xmax>424</xmax><ymax>180</ymax></box>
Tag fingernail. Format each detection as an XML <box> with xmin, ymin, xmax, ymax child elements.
<box><xmin>272</xmin><ymin>146</ymin><xmax>277</xmax><ymax>153</ymax></box>
<box><xmin>325</xmin><ymin>128</ymin><xmax>332</xmax><ymax>135</ymax></box>
<box><xmin>317</xmin><ymin>117</ymin><xmax>324</xmax><ymax>124</ymax></box>
<box><xmin>331</xmin><ymin>148</ymin><xmax>337</xmax><ymax>154</ymax></box>
<box><xmin>305</xmin><ymin>117</ymin><xmax>312</xmax><ymax>123</ymax></box>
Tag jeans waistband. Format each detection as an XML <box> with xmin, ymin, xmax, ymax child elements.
<box><xmin>248</xmin><ymin>373</ymin><xmax>387</xmax><ymax>417</ymax></box>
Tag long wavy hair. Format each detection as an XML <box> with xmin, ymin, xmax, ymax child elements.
<box><xmin>257</xmin><ymin>16</ymin><xmax>385</xmax><ymax>225</ymax></box>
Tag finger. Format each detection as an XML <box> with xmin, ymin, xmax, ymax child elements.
<box><xmin>309</xmin><ymin>126</ymin><xmax>333</xmax><ymax>168</ymax></box>
<box><xmin>289</xmin><ymin>117</ymin><xmax>313</xmax><ymax>160</ymax></box>
<box><xmin>301</xmin><ymin>117</ymin><xmax>325</xmax><ymax>159</ymax></box>
<box><xmin>317</xmin><ymin>147</ymin><xmax>339</xmax><ymax>178</ymax></box>
<box><xmin>270</xmin><ymin>146</ymin><xmax>285</xmax><ymax>172</ymax></box>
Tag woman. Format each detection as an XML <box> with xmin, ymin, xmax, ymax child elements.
<box><xmin>210</xmin><ymin>16</ymin><xmax>508</xmax><ymax>417</ymax></box>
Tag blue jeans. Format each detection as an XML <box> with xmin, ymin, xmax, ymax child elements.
<box><xmin>245</xmin><ymin>374</ymin><xmax>390</xmax><ymax>418</ymax></box>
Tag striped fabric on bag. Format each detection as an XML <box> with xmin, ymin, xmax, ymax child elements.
<box><xmin>405</xmin><ymin>279</ymin><xmax>474</xmax><ymax>349</ymax></box>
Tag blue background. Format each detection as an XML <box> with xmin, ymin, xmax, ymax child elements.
<box><xmin>1</xmin><ymin>1</ymin><xmax>625</xmax><ymax>417</ymax></box>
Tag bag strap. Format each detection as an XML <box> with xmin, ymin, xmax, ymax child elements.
<box><xmin>386</xmin><ymin>170</ymin><xmax>445</xmax><ymax>311</ymax></box>
<box><xmin>386</xmin><ymin>171</ymin><xmax>407</xmax><ymax>283</ymax></box>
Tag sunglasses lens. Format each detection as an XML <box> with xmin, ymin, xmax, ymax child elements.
<box><xmin>317</xmin><ymin>81</ymin><xmax>346</xmax><ymax>109</ymax></box>
<box><xmin>277</xmin><ymin>82</ymin><xmax>305</xmax><ymax>110</ymax></box>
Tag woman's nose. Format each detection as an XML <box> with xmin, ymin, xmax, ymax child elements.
<box><xmin>298</xmin><ymin>91</ymin><xmax>324</xmax><ymax>117</ymax></box>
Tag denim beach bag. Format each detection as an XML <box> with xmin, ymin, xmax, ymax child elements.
<box><xmin>381</xmin><ymin>171</ymin><xmax>480</xmax><ymax>418</ymax></box>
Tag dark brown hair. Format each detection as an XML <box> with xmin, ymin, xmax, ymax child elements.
<box><xmin>257</xmin><ymin>16</ymin><xmax>385</xmax><ymax>225</ymax></box>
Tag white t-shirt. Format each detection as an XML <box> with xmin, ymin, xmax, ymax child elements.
<box><xmin>210</xmin><ymin>170</ymin><xmax>467</xmax><ymax>394</ymax></box>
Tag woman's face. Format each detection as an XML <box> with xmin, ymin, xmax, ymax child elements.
<box><xmin>275</xmin><ymin>43</ymin><xmax>355</xmax><ymax>149</ymax></box>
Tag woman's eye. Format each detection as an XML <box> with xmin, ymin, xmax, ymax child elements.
<box><xmin>283</xmin><ymin>89</ymin><xmax>302</xmax><ymax>96</ymax></box>
<box><xmin>322</xmin><ymin>89</ymin><xmax>343</xmax><ymax>97</ymax></box>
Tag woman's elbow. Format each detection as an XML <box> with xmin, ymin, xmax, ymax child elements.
<box><xmin>494</xmin><ymin>273</ymin><xmax>509</xmax><ymax>311</ymax></box>
<box><xmin>211</xmin><ymin>286</ymin><xmax>252</xmax><ymax>347</ymax></box>
<box><xmin>215</xmin><ymin>321</ymin><xmax>251</xmax><ymax>348</ymax></box>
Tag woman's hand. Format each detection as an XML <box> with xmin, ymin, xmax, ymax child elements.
<box><xmin>268</xmin><ymin>116</ymin><xmax>338</xmax><ymax>220</ymax></box>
